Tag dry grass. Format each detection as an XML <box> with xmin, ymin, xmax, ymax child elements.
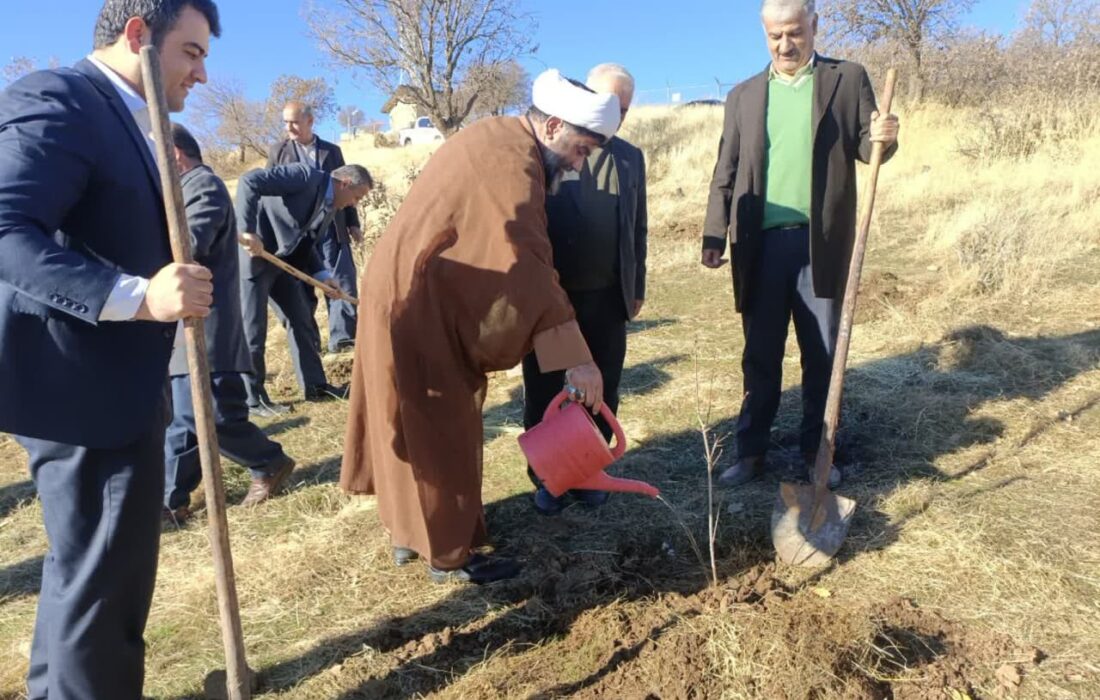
<box><xmin>1</xmin><ymin>101</ymin><xmax>1099</xmax><ymax>698</ymax></box>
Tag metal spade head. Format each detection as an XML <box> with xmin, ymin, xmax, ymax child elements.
<box><xmin>771</xmin><ymin>481</ymin><xmax>856</xmax><ymax>567</ymax></box>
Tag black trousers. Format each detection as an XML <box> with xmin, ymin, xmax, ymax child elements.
<box><xmin>522</xmin><ymin>286</ymin><xmax>628</xmax><ymax>447</ymax></box>
<box><xmin>164</xmin><ymin>373</ymin><xmax>287</xmax><ymax>509</ymax></box>
<box><xmin>16</xmin><ymin>400</ymin><xmax>167</xmax><ymax>699</ymax></box>
<box><xmin>737</xmin><ymin>226</ymin><xmax>841</xmax><ymax>458</ymax></box>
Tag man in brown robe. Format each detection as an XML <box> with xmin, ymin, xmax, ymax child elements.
<box><xmin>341</xmin><ymin>70</ymin><xmax>621</xmax><ymax>584</ymax></box>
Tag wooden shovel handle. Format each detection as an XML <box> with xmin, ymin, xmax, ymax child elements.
<box><xmin>139</xmin><ymin>46</ymin><xmax>251</xmax><ymax>700</ymax></box>
<box><xmin>810</xmin><ymin>68</ymin><xmax>898</xmax><ymax>505</ymax></box>
<box><xmin>250</xmin><ymin>245</ymin><xmax>359</xmax><ymax>306</ymax></box>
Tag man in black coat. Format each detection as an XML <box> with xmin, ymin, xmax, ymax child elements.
<box><xmin>701</xmin><ymin>0</ymin><xmax>899</xmax><ymax>488</ymax></box>
<box><xmin>163</xmin><ymin>124</ymin><xmax>294</xmax><ymax>521</ymax></box>
<box><xmin>236</xmin><ymin>162</ymin><xmax>373</xmax><ymax>415</ymax></box>
<box><xmin>522</xmin><ymin>63</ymin><xmax>648</xmax><ymax>515</ymax></box>
<box><xmin>268</xmin><ymin>100</ymin><xmax>362</xmax><ymax>353</ymax></box>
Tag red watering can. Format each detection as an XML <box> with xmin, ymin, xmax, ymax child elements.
<box><xmin>518</xmin><ymin>390</ymin><xmax>660</xmax><ymax>499</ymax></box>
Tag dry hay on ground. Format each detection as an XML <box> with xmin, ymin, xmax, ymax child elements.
<box><xmin>1</xmin><ymin>104</ymin><xmax>1099</xmax><ymax>699</ymax></box>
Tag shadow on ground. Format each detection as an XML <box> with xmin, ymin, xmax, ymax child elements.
<box><xmin>0</xmin><ymin>555</ymin><xmax>43</xmax><ymax>602</ymax></box>
<box><xmin>170</xmin><ymin>325</ymin><xmax>1097</xmax><ymax>698</ymax></box>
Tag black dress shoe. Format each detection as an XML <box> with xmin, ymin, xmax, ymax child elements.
<box><xmin>304</xmin><ymin>383</ymin><xmax>350</xmax><ymax>401</ymax></box>
<box><xmin>330</xmin><ymin>339</ymin><xmax>356</xmax><ymax>353</ymax></box>
<box><xmin>393</xmin><ymin>546</ymin><xmax>419</xmax><ymax>566</ymax></box>
<box><xmin>429</xmin><ymin>554</ymin><xmax>522</xmax><ymax>585</ymax></box>
<box><xmin>248</xmin><ymin>396</ymin><xmax>290</xmax><ymax>418</ymax></box>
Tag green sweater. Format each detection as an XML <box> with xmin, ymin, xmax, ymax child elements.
<box><xmin>762</xmin><ymin>72</ymin><xmax>814</xmax><ymax>231</ymax></box>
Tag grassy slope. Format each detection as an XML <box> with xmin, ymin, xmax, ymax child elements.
<box><xmin>1</xmin><ymin>104</ymin><xmax>1098</xmax><ymax>698</ymax></box>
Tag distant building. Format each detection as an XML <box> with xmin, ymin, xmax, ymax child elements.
<box><xmin>382</xmin><ymin>86</ymin><xmax>428</xmax><ymax>133</ymax></box>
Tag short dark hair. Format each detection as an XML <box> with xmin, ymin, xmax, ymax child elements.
<box><xmin>332</xmin><ymin>164</ymin><xmax>374</xmax><ymax>188</ymax></box>
<box><xmin>171</xmin><ymin>122</ymin><xmax>203</xmax><ymax>163</ymax></box>
<box><xmin>93</xmin><ymin>0</ymin><xmax>222</xmax><ymax>50</ymax></box>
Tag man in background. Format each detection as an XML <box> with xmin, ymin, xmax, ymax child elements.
<box><xmin>522</xmin><ymin>63</ymin><xmax>648</xmax><ymax>515</ymax></box>
<box><xmin>0</xmin><ymin>1</ymin><xmax>220</xmax><ymax>695</ymax></box>
<box><xmin>164</xmin><ymin>123</ymin><xmax>295</xmax><ymax>523</ymax></box>
<box><xmin>268</xmin><ymin>100</ymin><xmax>363</xmax><ymax>353</ymax></box>
<box><xmin>702</xmin><ymin>0</ymin><xmax>899</xmax><ymax>489</ymax></box>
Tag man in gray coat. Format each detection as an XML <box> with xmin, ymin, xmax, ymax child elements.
<box><xmin>236</xmin><ymin>162</ymin><xmax>372</xmax><ymax>415</ymax></box>
<box><xmin>522</xmin><ymin>63</ymin><xmax>648</xmax><ymax>514</ymax></box>
<box><xmin>163</xmin><ymin>124</ymin><xmax>294</xmax><ymax>521</ymax></box>
<box><xmin>702</xmin><ymin>0</ymin><xmax>898</xmax><ymax>488</ymax></box>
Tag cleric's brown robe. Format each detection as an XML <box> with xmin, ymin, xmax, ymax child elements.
<box><xmin>340</xmin><ymin>117</ymin><xmax>592</xmax><ymax>569</ymax></box>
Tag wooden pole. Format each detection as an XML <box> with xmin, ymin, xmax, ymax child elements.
<box><xmin>809</xmin><ymin>68</ymin><xmax>898</xmax><ymax>529</ymax></box>
<box><xmin>139</xmin><ymin>46</ymin><xmax>251</xmax><ymax>700</ymax></box>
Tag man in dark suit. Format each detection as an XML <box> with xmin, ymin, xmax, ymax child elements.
<box><xmin>702</xmin><ymin>0</ymin><xmax>899</xmax><ymax>488</ymax></box>
<box><xmin>236</xmin><ymin>162</ymin><xmax>373</xmax><ymax>416</ymax></box>
<box><xmin>0</xmin><ymin>1</ymin><xmax>220</xmax><ymax>696</ymax></box>
<box><xmin>522</xmin><ymin>63</ymin><xmax>648</xmax><ymax>515</ymax></box>
<box><xmin>164</xmin><ymin>124</ymin><xmax>295</xmax><ymax>523</ymax></box>
<box><xmin>268</xmin><ymin>100</ymin><xmax>363</xmax><ymax>353</ymax></box>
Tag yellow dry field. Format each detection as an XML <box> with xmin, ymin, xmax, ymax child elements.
<box><xmin>1</xmin><ymin>102</ymin><xmax>1098</xmax><ymax>699</ymax></box>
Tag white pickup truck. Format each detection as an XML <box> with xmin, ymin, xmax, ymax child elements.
<box><xmin>399</xmin><ymin>116</ymin><xmax>444</xmax><ymax>146</ymax></box>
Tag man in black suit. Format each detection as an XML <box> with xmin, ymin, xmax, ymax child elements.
<box><xmin>268</xmin><ymin>100</ymin><xmax>363</xmax><ymax>353</ymax></box>
<box><xmin>0</xmin><ymin>1</ymin><xmax>220</xmax><ymax>696</ymax></box>
<box><xmin>522</xmin><ymin>63</ymin><xmax>649</xmax><ymax>515</ymax></box>
<box><xmin>236</xmin><ymin>162</ymin><xmax>373</xmax><ymax>416</ymax></box>
<box><xmin>702</xmin><ymin>0</ymin><xmax>899</xmax><ymax>488</ymax></box>
<box><xmin>163</xmin><ymin>124</ymin><xmax>295</xmax><ymax>522</ymax></box>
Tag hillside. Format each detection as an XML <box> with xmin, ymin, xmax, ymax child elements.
<box><xmin>1</xmin><ymin>101</ymin><xmax>1098</xmax><ymax>699</ymax></box>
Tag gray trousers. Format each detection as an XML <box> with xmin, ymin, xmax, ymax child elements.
<box><xmin>240</xmin><ymin>260</ymin><xmax>327</xmax><ymax>404</ymax></box>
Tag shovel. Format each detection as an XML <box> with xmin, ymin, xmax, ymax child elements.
<box><xmin>139</xmin><ymin>47</ymin><xmax>253</xmax><ymax>699</ymax></box>
<box><xmin>771</xmin><ymin>68</ymin><xmax>898</xmax><ymax>567</ymax></box>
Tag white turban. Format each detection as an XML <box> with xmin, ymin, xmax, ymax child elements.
<box><xmin>532</xmin><ymin>68</ymin><xmax>621</xmax><ymax>140</ymax></box>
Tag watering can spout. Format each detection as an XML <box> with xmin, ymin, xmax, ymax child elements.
<box><xmin>577</xmin><ymin>471</ymin><xmax>660</xmax><ymax>499</ymax></box>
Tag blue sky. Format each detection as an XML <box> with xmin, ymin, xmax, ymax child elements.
<box><xmin>4</xmin><ymin>0</ymin><xmax>1031</xmax><ymax>140</ymax></box>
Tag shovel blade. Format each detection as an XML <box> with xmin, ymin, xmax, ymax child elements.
<box><xmin>771</xmin><ymin>481</ymin><xmax>856</xmax><ymax>567</ymax></box>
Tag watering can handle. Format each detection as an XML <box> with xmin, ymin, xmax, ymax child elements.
<box><xmin>544</xmin><ymin>390</ymin><xmax>628</xmax><ymax>459</ymax></box>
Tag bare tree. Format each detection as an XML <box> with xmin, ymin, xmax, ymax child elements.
<box><xmin>823</xmin><ymin>0</ymin><xmax>977</xmax><ymax>104</ymax></box>
<box><xmin>339</xmin><ymin>105</ymin><xmax>366</xmax><ymax>136</ymax></box>
<box><xmin>3</xmin><ymin>56</ymin><xmax>36</xmax><ymax>85</ymax></box>
<box><xmin>464</xmin><ymin>59</ymin><xmax>530</xmax><ymax>118</ymax></box>
<box><xmin>192</xmin><ymin>74</ymin><xmax>336</xmax><ymax>164</ymax></box>
<box><xmin>1020</xmin><ymin>0</ymin><xmax>1100</xmax><ymax>47</ymax></box>
<box><xmin>191</xmin><ymin>79</ymin><xmax>267</xmax><ymax>164</ymax></box>
<box><xmin>307</xmin><ymin>0</ymin><xmax>537</xmax><ymax>136</ymax></box>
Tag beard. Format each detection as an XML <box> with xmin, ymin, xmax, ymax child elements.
<box><xmin>537</xmin><ymin>141</ymin><xmax>568</xmax><ymax>191</ymax></box>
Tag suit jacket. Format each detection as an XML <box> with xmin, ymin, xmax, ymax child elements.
<box><xmin>267</xmin><ymin>136</ymin><xmax>359</xmax><ymax>242</ymax></box>
<box><xmin>0</xmin><ymin>60</ymin><xmax>175</xmax><ymax>448</ymax></box>
<box><xmin>702</xmin><ymin>57</ymin><xmax>898</xmax><ymax>311</ymax></box>
<box><xmin>169</xmin><ymin>165</ymin><xmax>251</xmax><ymax>376</ymax></box>
<box><xmin>608</xmin><ymin>136</ymin><xmax>648</xmax><ymax>319</ymax></box>
<box><xmin>236</xmin><ymin>163</ymin><xmax>333</xmax><ymax>280</ymax></box>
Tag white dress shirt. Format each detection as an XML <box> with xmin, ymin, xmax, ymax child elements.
<box><xmin>86</xmin><ymin>55</ymin><xmax>156</xmax><ymax>322</ymax></box>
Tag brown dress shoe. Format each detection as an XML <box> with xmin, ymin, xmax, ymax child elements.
<box><xmin>240</xmin><ymin>457</ymin><xmax>296</xmax><ymax>507</ymax></box>
<box><xmin>717</xmin><ymin>455</ymin><xmax>765</xmax><ymax>487</ymax></box>
<box><xmin>803</xmin><ymin>452</ymin><xmax>843</xmax><ymax>489</ymax></box>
